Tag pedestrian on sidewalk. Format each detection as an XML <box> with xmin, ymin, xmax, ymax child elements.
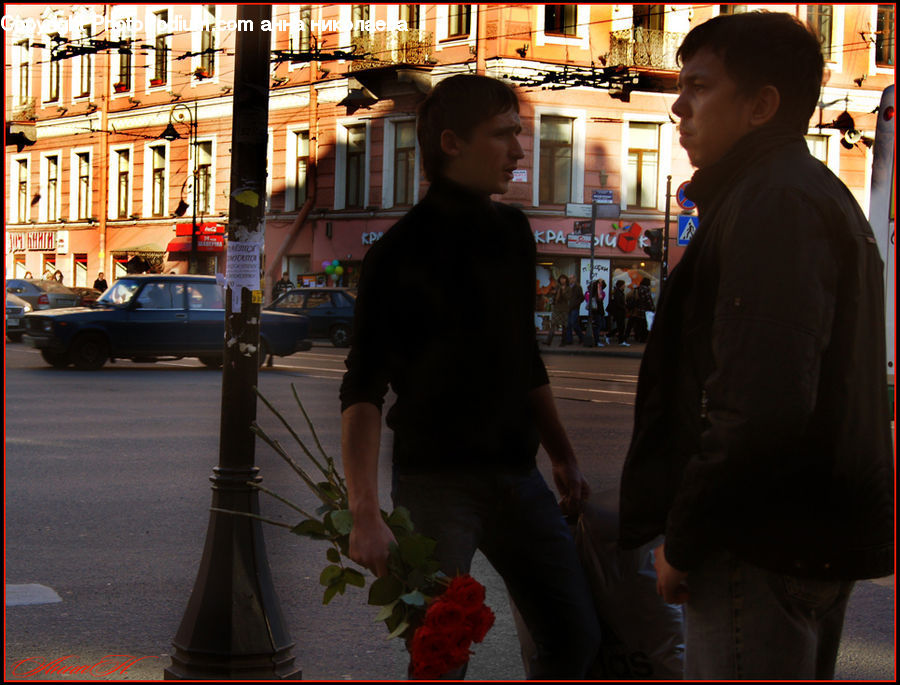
<box><xmin>587</xmin><ymin>279</ymin><xmax>610</xmax><ymax>346</ymax></box>
<box><xmin>93</xmin><ymin>272</ymin><xmax>108</xmax><ymax>292</ymax></box>
<box><xmin>619</xmin><ymin>12</ymin><xmax>894</xmax><ymax>681</ymax></box>
<box><xmin>341</xmin><ymin>74</ymin><xmax>600</xmax><ymax>680</ymax></box>
<box><xmin>546</xmin><ymin>275</ymin><xmax>571</xmax><ymax>347</ymax></box>
<box><xmin>608</xmin><ymin>280</ymin><xmax>629</xmax><ymax>346</ymax></box>
<box><xmin>564</xmin><ymin>277</ymin><xmax>585</xmax><ymax>346</ymax></box>
<box><xmin>634</xmin><ymin>277</ymin><xmax>655</xmax><ymax>343</ymax></box>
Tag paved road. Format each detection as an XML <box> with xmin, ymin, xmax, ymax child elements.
<box><xmin>4</xmin><ymin>342</ymin><xmax>895</xmax><ymax>680</ymax></box>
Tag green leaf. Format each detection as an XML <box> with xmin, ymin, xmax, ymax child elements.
<box><xmin>398</xmin><ymin>534</ymin><xmax>436</xmax><ymax>568</ymax></box>
<box><xmin>328</xmin><ymin>509</ymin><xmax>353</xmax><ymax>536</ymax></box>
<box><xmin>291</xmin><ymin>518</ymin><xmax>330</xmax><ymax>540</ymax></box>
<box><xmin>326</xmin><ymin>547</ymin><xmax>341</xmax><ymax>564</ymax></box>
<box><xmin>344</xmin><ymin>568</ymin><xmax>366</xmax><ymax>588</ymax></box>
<box><xmin>317</xmin><ymin>481</ymin><xmax>342</xmax><ymax>501</ymax></box>
<box><xmin>316</xmin><ymin>502</ymin><xmax>336</xmax><ymax>516</ymax></box>
<box><xmin>368</xmin><ymin>574</ymin><xmax>404</xmax><ymax>606</ymax></box>
<box><xmin>386</xmin><ymin>506</ymin><xmax>414</xmax><ymax>533</ymax></box>
<box><xmin>386</xmin><ymin>620</ymin><xmax>410</xmax><ymax>640</ymax></box>
<box><xmin>319</xmin><ymin>564</ymin><xmax>343</xmax><ymax>587</ymax></box>
<box><xmin>399</xmin><ymin>590</ymin><xmax>426</xmax><ymax>607</ymax></box>
<box><xmin>323</xmin><ymin>583</ymin><xmax>340</xmax><ymax>605</ymax></box>
<box><xmin>374</xmin><ymin>600</ymin><xmax>399</xmax><ymax>622</ymax></box>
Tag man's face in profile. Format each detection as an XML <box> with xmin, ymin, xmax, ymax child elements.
<box><xmin>445</xmin><ymin>108</ymin><xmax>525</xmax><ymax>196</ymax></box>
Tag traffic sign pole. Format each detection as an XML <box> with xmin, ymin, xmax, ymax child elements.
<box><xmin>663</xmin><ymin>175</ymin><xmax>671</xmax><ymax>283</ymax></box>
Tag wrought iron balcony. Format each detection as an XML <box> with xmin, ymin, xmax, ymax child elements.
<box><xmin>350</xmin><ymin>29</ymin><xmax>433</xmax><ymax>71</ymax></box>
<box><xmin>608</xmin><ymin>28</ymin><xmax>686</xmax><ymax>71</ymax></box>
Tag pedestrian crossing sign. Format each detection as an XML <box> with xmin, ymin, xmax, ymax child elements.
<box><xmin>678</xmin><ymin>215</ymin><xmax>698</xmax><ymax>246</ymax></box>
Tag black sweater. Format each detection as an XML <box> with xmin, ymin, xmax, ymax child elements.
<box><xmin>340</xmin><ymin>178</ymin><xmax>549</xmax><ymax>472</ymax></box>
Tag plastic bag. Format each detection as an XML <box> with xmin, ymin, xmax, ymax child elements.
<box><xmin>576</xmin><ymin>491</ymin><xmax>684</xmax><ymax>679</ymax></box>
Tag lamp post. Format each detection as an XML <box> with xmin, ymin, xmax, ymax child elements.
<box><xmin>160</xmin><ymin>100</ymin><xmax>199</xmax><ymax>274</ymax></box>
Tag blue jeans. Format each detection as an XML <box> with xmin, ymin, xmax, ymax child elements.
<box><xmin>684</xmin><ymin>549</ymin><xmax>854</xmax><ymax>679</ymax></box>
<box><xmin>564</xmin><ymin>310</ymin><xmax>584</xmax><ymax>344</ymax></box>
<box><xmin>393</xmin><ymin>466</ymin><xmax>601</xmax><ymax>679</ymax></box>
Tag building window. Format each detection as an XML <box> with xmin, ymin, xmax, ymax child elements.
<box><xmin>74</xmin><ymin>254</ymin><xmax>88</xmax><ymax>287</ymax></box>
<box><xmin>633</xmin><ymin>4</ymin><xmax>665</xmax><ymax>30</ymax></box>
<box><xmin>17</xmin><ymin>159</ymin><xmax>30</xmax><ymax>223</ymax></box>
<box><xmin>196</xmin><ymin>141</ymin><xmax>213</xmax><ymax>214</ymax></box>
<box><xmin>626</xmin><ymin>123</ymin><xmax>660</xmax><ymax>209</ymax></box>
<box><xmin>47</xmin><ymin>155</ymin><xmax>59</xmax><ymax>221</ymax></box>
<box><xmin>719</xmin><ymin>5</ymin><xmax>747</xmax><ymax>15</ymax></box>
<box><xmin>79</xmin><ymin>26</ymin><xmax>92</xmax><ymax>97</ymax></box>
<box><xmin>352</xmin><ymin>5</ymin><xmax>369</xmax><ymax>39</ymax></box>
<box><xmin>448</xmin><ymin>5</ymin><xmax>471</xmax><ymax>38</ymax></box>
<box><xmin>877</xmin><ymin>5</ymin><xmax>895</xmax><ymax>67</ymax></box>
<box><xmin>539</xmin><ymin>116</ymin><xmax>574</xmax><ymax>205</ymax></box>
<box><xmin>394</xmin><ymin>120</ymin><xmax>416</xmax><ymax>207</ymax></box>
<box><xmin>400</xmin><ymin>5</ymin><xmax>420</xmax><ymax>30</ymax></box>
<box><xmin>808</xmin><ymin>5</ymin><xmax>833</xmax><ymax>60</ymax></box>
<box><xmin>47</xmin><ymin>36</ymin><xmax>60</xmax><ymax>101</ymax></box>
<box><xmin>153</xmin><ymin>10</ymin><xmax>169</xmax><ymax>83</ymax></box>
<box><xmin>117</xmin><ymin>40</ymin><xmax>132</xmax><ymax>90</ymax></box>
<box><xmin>805</xmin><ymin>134</ymin><xmax>829</xmax><ymax>165</ymax></box>
<box><xmin>544</xmin><ymin>6</ymin><xmax>577</xmax><ymax>36</ymax></box>
<box><xmin>151</xmin><ymin>145</ymin><xmax>166</xmax><ymax>217</ymax></box>
<box><xmin>346</xmin><ymin>125</ymin><xmax>366</xmax><ymax>209</ymax></box>
<box><xmin>14</xmin><ymin>254</ymin><xmax>27</xmax><ymax>278</ymax></box>
<box><xmin>76</xmin><ymin>152</ymin><xmax>91</xmax><ymax>219</ymax></box>
<box><xmin>292</xmin><ymin>6</ymin><xmax>312</xmax><ymax>52</ymax></box>
<box><xmin>117</xmin><ymin>149</ymin><xmax>130</xmax><ymax>218</ymax></box>
<box><xmin>16</xmin><ymin>40</ymin><xmax>30</xmax><ymax>105</ymax></box>
<box><xmin>200</xmin><ymin>6</ymin><xmax>216</xmax><ymax>77</ymax></box>
<box><xmin>294</xmin><ymin>131</ymin><xmax>309</xmax><ymax>208</ymax></box>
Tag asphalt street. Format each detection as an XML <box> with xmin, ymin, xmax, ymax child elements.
<box><xmin>3</xmin><ymin>341</ymin><xmax>895</xmax><ymax>681</ymax></box>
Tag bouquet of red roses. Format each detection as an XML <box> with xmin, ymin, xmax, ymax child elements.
<box><xmin>223</xmin><ymin>387</ymin><xmax>495</xmax><ymax>679</ymax></box>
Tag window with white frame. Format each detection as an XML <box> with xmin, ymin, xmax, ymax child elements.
<box><xmin>805</xmin><ymin>134</ymin><xmax>829</xmax><ymax>165</ymax></box>
<box><xmin>346</xmin><ymin>125</ymin><xmax>367</xmax><ymax>208</ymax></box>
<box><xmin>544</xmin><ymin>6</ymin><xmax>577</xmax><ymax>36</ymax></box>
<box><xmin>351</xmin><ymin>5</ymin><xmax>370</xmax><ymax>39</ymax></box>
<box><xmin>47</xmin><ymin>35</ymin><xmax>61</xmax><ymax>102</ymax></box>
<box><xmin>196</xmin><ymin>141</ymin><xmax>213</xmax><ymax>214</ymax></box>
<box><xmin>15</xmin><ymin>40</ymin><xmax>31</xmax><ymax>106</ymax></box>
<box><xmin>448</xmin><ymin>5</ymin><xmax>471</xmax><ymax>37</ymax></box>
<box><xmin>807</xmin><ymin>5</ymin><xmax>834</xmax><ymax>61</ymax></box>
<box><xmin>199</xmin><ymin>6</ymin><xmax>216</xmax><ymax>77</ymax></box>
<box><xmin>152</xmin><ymin>10</ymin><xmax>170</xmax><ymax>85</ymax></box>
<box><xmin>291</xmin><ymin>6</ymin><xmax>312</xmax><ymax>52</ymax></box>
<box><xmin>400</xmin><ymin>5</ymin><xmax>420</xmax><ymax>30</ymax></box>
<box><xmin>876</xmin><ymin>4</ymin><xmax>894</xmax><ymax>67</ymax></box>
<box><xmin>78</xmin><ymin>25</ymin><xmax>92</xmax><ymax>97</ymax></box>
<box><xmin>75</xmin><ymin>152</ymin><xmax>91</xmax><ymax>219</ymax></box>
<box><xmin>16</xmin><ymin>158</ymin><xmax>30</xmax><ymax>223</ymax></box>
<box><xmin>150</xmin><ymin>145</ymin><xmax>167</xmax><ymax>217</ymax></box>
<box><xmin>116</xmin><ymin>149</ymin><xmax>131</xmax><ymax>218</ymax></box>
<box><xmin>393</xmin><ymin>120</ymin><xmax>417</xmax><ymax>207</ymax></box>
<box><xmin>626</xmin><ymin>123</ymin><xmax>660</xmax><ymax>209</ymax></box>
<box><xmin>45</xmin><ymin>154</ymin><xmax>60</xmax><ymax>222</ymax></box>
<box><xmin>633</xmin><ymin>4</ymin><xmax>665</xmax><ymax>30</ymax></box>
<box><xmin>540</xmin><ymin>116</ymin><xmax>574</xmax><ymax>205</ymax></box>
<box><xmin>289</xmin><ymin>131</ymin><xmax>310</xmax><ymax>210</ymax></box>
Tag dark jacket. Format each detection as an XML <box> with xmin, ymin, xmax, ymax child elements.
<box><xmin>619</xmin><ymin>127</ymin><xmax>894</xmax><ymax>581</ymax></box>
<box><xmin>340</xmin><ymin>177</ymin><xmax>549</xmax><ymax>473</ymax></box>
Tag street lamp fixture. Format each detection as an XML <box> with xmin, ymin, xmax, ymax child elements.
<box><xmin>161</xmin><ymin>101</ymin><xmax>200</xmax><ymax>273</ymax></box>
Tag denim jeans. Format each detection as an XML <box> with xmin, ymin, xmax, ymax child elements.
<box><xmin>684</xmin><ymin>549</ymin><xmax>854</xmax><ymax>680</ymax></box>
<box><xmin>564</xmin><ymin>310</ymin><xmax>584</xmax><ymax>344</ymax></box>
<box><xmin>392</xmin><ymin>466</ymin><xmax>601</xmax><ymax>680</ymax></box>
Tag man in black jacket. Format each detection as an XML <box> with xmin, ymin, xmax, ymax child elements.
<box><xmin>619</xmin><ymin>12</ymin><xmax>894</xmax><ymax>680</ymax></box>
<box><xmin>341</xmin><ymin>74</ymin><xmax>600</xmax><ymax>678</ymax></box>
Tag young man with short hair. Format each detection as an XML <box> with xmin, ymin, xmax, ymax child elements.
<box><xmin>340</xmin><ymin>74</ymin><xmax>600</xmax><ymax>678</ymax></box>
<box><xmin>619</xmin><ymin>12</ymin><xmax>893</xmax><ymax>679</ymax></box>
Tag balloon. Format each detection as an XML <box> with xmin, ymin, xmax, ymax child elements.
<box><xmin>321</xmin><ymin>260</ymin><xmax>331</xmax><ymax>270</ymax></box>
<box><xmin>335</xmin><ymin>266</ymin><xmax>344</xmax><ymax>275</ymax></box>
<box><xmin>332</xmin><ymin>259</ymin><xmax>340</xmax><ymax>266</ymax></box>
<box><xmin>325</xmin><ymin>265</ymin><xmax>335</xmax><ymax>275</ymax></box>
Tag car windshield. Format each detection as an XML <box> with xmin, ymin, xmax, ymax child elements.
<box><xmin>98</xmin><ymin>279</ymin><xmax>141</xmax><ymax>306</ymax></box>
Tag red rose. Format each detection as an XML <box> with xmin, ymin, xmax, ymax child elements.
<box><xmin>411</xmin><ymin>625</ymin><xmax>454</xmax><ymax>679</ymax></box>
<box><xmin>466</xmin><ymin>605</ymin><xmax>495</xmax><ymax>643</ymax></box>
<box><xmin>443</xmin><ymin>575</ymin><xmax>486</xmax><ymax>610</ymax></box>
<box><xmin>424</xmin><ymin>598</ymin><xmax>466</xmax><ymax>632</ymax></box>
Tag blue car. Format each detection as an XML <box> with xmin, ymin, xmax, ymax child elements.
<box><xmin>23</xmin><ymin>274</ymin><xmax>311</xmax><ymax>370</ymax></box>
<box><xmin>267</xmin><ymin>287</ymin><xmax>356</xmax><ymax>347</ymax></box>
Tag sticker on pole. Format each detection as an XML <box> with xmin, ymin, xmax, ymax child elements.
<box><xmin>677</xmin><ymin>215</ymin><xmax>698</xmax><ymax>246</ymax></box>
<box><xmin>676</xmin><ymin>181</ymin><xmax>696</xmax><ymax>210</ymax></box>
<box><xmin>225</xmin><ymin>242</ymin><xmax>261</xmax><ymax>313</ymax></box>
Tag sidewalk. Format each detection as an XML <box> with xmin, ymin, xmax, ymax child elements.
<box><xmin>539</xmin><ymin>339</ymin><xmax>646</xmax><ymax>359</ymax></box>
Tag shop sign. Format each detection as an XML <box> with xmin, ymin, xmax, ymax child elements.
<box><xmin>27</xmin><ymin>231</ymin><xmax>56</xmax><ymax>252</ymax></box>
<box><xmin>535</xmin><ymin>224</ymin><xmax>649</xmax><ymax>253</ymax></box>
<box><xmin>566</xmin><ymin>234</ymin><xmax>592</xmax><ymax>249</ymax></box>
<box><xmin>6</xmin><ymin>232</ymin><xmax>27</xmax><ymax>254</ymax></box>
<box><xmin>176</xmin><ymin>222</ymin><xmax>225</xmax><ymax>237</ymax></box>
<box><xmin>56</xmin><ymin>230</ymin><xmax>69</xmax><ymax>254</ymax></box>
<box><xmin>362</xmin><ymin>231</ymin><xmax>384</xmax><ymax>245</ymax></box>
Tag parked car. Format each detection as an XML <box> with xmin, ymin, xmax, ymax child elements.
<box><xmin>23</xmin><ymin>274</ymin><xmax>312</xmax><ymax>370</ymax></box>
<box><xmin>68</xmin><ymin>286</ymin><xmax>103</xmax><ymax>307</ymax></box>
<box><xmin>5</xmin><ymin>292</ymin><xmax>32</xmax><ymax>342</ymax></box>
<box><xmin>6</xmin><ymin>279</ymin><xmax>82</xmax><ymax>310</ymax></box>
<box><xmin>267</xmin><ymin>287</ymin><xmax>356</xmax><ymax>347</ymax></box>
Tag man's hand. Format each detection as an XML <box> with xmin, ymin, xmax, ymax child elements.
<box><xmin>551</xmin><ymin>460</ymin><xmax>591</xmax><ymax>517</ymax></box>
<box><xmin>348</xmin><ymin>512</ymin><xmax>397</xmax><ymax>578</ymax></box>
<box><xmin>653</xmin><ymin>543</ymin><xmax>689</xmax><ymax>604</ymax></box>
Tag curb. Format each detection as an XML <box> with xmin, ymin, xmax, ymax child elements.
<box><xmin>539</xmin><ymin>343</ymin><xmax>645</xmax><ymax>359</ymax></box>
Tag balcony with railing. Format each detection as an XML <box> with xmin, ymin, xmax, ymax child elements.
<box><xmin>608</xmin><ymin>28</ymin><xmax>686</xmax><ymax>71</ymax></box>
<box><xmin>350</xmin><ymin>29</ymin><xmax>434</xmax><ymax>71</ymax></box>
<box><xmin>7</xmin><ymin>95</ymin><xmax>37</xmax><ymax>121</ymax></box>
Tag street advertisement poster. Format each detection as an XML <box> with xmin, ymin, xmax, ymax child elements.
<box><xmin>579</xmin><ymin>259</ymin><xmax>611</xmax><ymax>316</ymax></box>
<box><xmin>225</xmin><ymin>241</ymin><xmax>260</xmax><ymax>312</ymax></box>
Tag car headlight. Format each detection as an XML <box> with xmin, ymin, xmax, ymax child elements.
<box><xmin>24</xmin><ymin>302</ymin><xmax>33</xmax><ymax>313</ymax></box>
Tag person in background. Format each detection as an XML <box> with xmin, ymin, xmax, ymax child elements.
<box><xmin>564</xmin><ymin>277</ymin><xmax>585</xmax><ymax>346</ymax></box>
<box><xmin>93</xmin><ymin>272</ymin><xmax>109</xmax><ymax>292</ymax></box>
<box><xmin>272</xmin><ymin>271</ymin><xmax>293</xmax><ymax>301</ymax></box>
<box><xmin>619</xmin><ymin>12</ymin><xmax>893</xmax><ymax>680</ymax></box>
<box><xmin>607</xmin><ymin>280</ymin><xmax>629</xmax><ymax>346</ymax></box>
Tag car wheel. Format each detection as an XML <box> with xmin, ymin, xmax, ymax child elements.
<box><xmin>199</xmin><ymin>355</ymin><xmax>223</xmax><ymax>369</ymax></box>
<box><xmin>330</xmin><ymin>324</ymin><xmax>351</xmax><ymax>348</ymax></box>
<box><xmin>40</xmin><ymin>349</ymin><xmax>70</xmax><ymax>369</ymax></box>
<box><xmin>70</xmin><ymin>334</ymin><xmax>109</xmax><ymax>370</ymax></box>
